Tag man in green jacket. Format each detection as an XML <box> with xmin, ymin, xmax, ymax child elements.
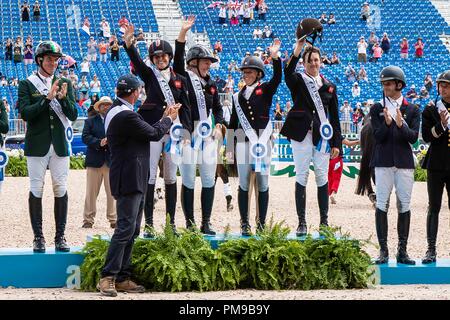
<box><xmin>18</xmin><ymin>41</ymin><xmax>78</xmax><ymax>253</ymax></box>
<box><xmin>0</xmin><ymin>99</ymin><xmax>9</xmax><ymax>192</ymax></box>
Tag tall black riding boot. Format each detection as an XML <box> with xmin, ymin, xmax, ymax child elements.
<box><xmin>143</xmin><ymin>184</ymin><xmax>156</xmax><ymax>238</ymax></box>
<box><xmin>238</xmin><ymin>187</ymin><xmax>251</xmax><ymax>236</ymax></box>
<box><xmin>181</xmin><ymin>185</ymin><xmax>195</xmax><ymax>229</ymax></box>
<box><xmin>200</xmin><ymin>186</ymin><xmax>216</xmax><ymax>235</ymax></box>
<box><xmin>29</xmin><ymin>192</ymin><xmax>45</xmax><ymax>253</ymax></box>
<box><xmin>295</xmin><ymin>183</ymin><xmax>307</xmax><ymax>236</ymax></box>
<box><xmin>375</xmin><ymin>208</ymin><xmax>389</xmax><ymax>264</ymax></box>
<box><xmin>422</xmin><ymin>208</ymin><xmax>439</xmax><ymax>264</ymax></box>
<box><xmin>256</xmin><ymin>190</ymin><xmax>269</xmax><ymax>232</ymax></box>
<box><xmin>165</xmin><ymin>183</ymin><xmax>177</xmax><ymax>233</ymax></box>
<box><xmin>54</xmin><ymin>192</ymin><xmax>70</xmax><ymax>252</ymax></box>
<box><xmin>318</xmin><ymin>183</ymin><xmax>329</xmax><ymax>228</ymax></box>
<box><xmin>397</xmin><ymin>211</ymin><xmax>415</xmax><ymax>265</ymax></box>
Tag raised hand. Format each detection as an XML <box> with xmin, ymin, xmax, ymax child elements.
<box><xmin>181</xmin><ymin>15</ymin><xmax>196</xmax><ymax>32</ymax></box>
<box><xmin>123</xmin><ymin>24</ymin><xmax>135</xmax><ymax>48</ymax></box>
<box><xmin>269</xmin><ymin>38</ymin><xmax>281</xmax><ymax>58</ymax></box>
<box><xmin>440</xmin><ymin>109</ymin><xmax>449</xmax><ymax>128</ymax></box>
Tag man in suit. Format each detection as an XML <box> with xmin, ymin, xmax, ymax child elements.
<box><xmin>82</xmin><ymin>96</ymin><xmax>116</xmax><ymax>229</ymax></box>
<box><xmin>370</xmin><ymin>66</ymin><xmax>420</xmax><ymax>265</ymax></box>
<box><xmin>97</xmin><ymin>74</ymin><xmax>179</xmax><ymax>297</ymax></box>
<box><xmin>18</xmin><ymin>41</ymin><xmax>78</xmax><ymax>253</ymax></box>
<box><xmin>421</xmin><ymin>70</ymin><xmax>450</xmax><ymax>264</ymax></box>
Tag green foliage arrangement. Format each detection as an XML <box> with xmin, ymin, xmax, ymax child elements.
<box><xmin>414</xmin><ymin>150</ymin><xmax>427</xmax><ymax>182</ymax></box>
<box><xmin>79</xmin><ymin>220</ymin><xmax>374</xmax><ymax>292</ymax></box>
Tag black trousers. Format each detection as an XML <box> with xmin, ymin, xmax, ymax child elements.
<box><xmin>101</xmin><ymin>192</ymin><xmax>144</xmax><ymax>282</ymax></box>
<box><xmin>427</xmin><ymin>169</ymin><xmax>450</xmax><ymax>212</ymax></box>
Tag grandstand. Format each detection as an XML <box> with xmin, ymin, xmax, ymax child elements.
<box><xmin>1</xmin><ymin>0</ymin><xmax>450</xmax><ymax>124</ymax></box>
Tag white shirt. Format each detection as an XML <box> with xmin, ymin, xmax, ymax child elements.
<box><xmin>38</xmin><ymin>71</ymin><xmax>54</xmax><ymax>89</ymax></box>
<box><xmin>243</xmin><ymin>82</ymin><xmax>258</xmax><ymax>100</ymax></box>
<box><xmin>160</xmin><ymin>68</ymin><xmax>171</xmax><ymax>83</ymax></box>
<box><xmin>357</xmin><ymin>41</ymin><xmax>368</xmax><ymax>54</ymax></box>
<box><xmin>118</xmin><ymin>97</ymin><xmax>134</xmax><ymax>111</ymax></box>
<box><xmin>81</xmin><ymin>61</ymin><xmax>90</xmax><ymax>73</ymax></box>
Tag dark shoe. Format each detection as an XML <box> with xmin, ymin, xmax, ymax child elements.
<box><xmin>82</xmin><ymin>222</ymin><xmax>93</xmax><ymax>228</ymax></box>
<box><xmin>238</xmin><ymin>187</ymin><xmax>250</xmax><ymax>236</ymax></box>
<box><xmin>295</xmin><ymin>183</ymin><xmax>307</xmax><ymax>236</ymax></box>
<box><xmin>201</xmin><ymin>186</ymin><xmax>216</xmax><ymax>235</ymax></box>
<box><xmin>143</xmin><ymin>224</ymin><xmax>156</xmax><ymax>239</ymax></box>
<box><xmin>55</xmin><ymin>236</ymin><xmax>70</xmax><ymax>252</ymax></box>
<box><xmin>181</xmin><ymin>185</ymin><xmax>195</xmax><ymax>228</ymax></box>
<box><xmin>296</xmin><ymin>223</ymin><xmax>307</xmax><ymax>237</ymax></box>
<box><xmin>110</xmin><ymin>222</ymin><xmax>116</xmax><ymax>229</ymax></box>
<box><xmin>396</xmin><ymin>211</ymin><xmax>415</xmax><ymax>265</ymax></box>
<box><xmin>375</xmin><ymin>208</ymin><xmax>389</xmax><ymax>264</ymax></box>
<box><xmin>115</xmin><ymin>279</ymin><xmax>145</xmax><ymax>293</ymax></box>
<box><xmin>422</xmin><ymin>248</ymin><xmax>437</xmax><ymax>264</ymax></box>
<box><xmin>318</xmin><ymin>184</ymin><xmax>329</xmax><ymax>227</ymax></box>
<box><xmin>241</xmin><ymin>223</ymin><xmax>251</xmax><ymax>236</ymax></box>
<box><xmin>33</xmin><ymin>236</ymin><xmax>46</xmax><ymax>253</ymax></box>
<box><xmin>226</xmin><ymin>195</ymin><xmax>233</xmax><ymax>212</ymax></box>
<box><xmin>97</xmin><ymin>276</ymin><xmax>117</xmax><ymax>297</ymax></box>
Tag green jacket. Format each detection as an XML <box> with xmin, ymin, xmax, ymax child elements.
<box><xmin>0</xmin><ymin>101</ymin><xmax>9</xmax><ymax>147</ymax></box>
<box><xmin>18</xmin><ymin>76</ymin><xmax>78</xmax><ymax>156</ymax></box>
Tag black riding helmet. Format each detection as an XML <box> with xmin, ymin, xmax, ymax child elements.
<box><xmin>436</xmin><ymin>70</ymin><xmax>450</xmax><ymax>85</ymax></box>
<box><xmin>379</xmin><ymin>65</ymin><xmax>406</xmax><ymax>89</ymax></box>
<box><xmin>34</xmin><ymin>41</ymin><xmax>63</xmax><ymax>64</ymax></box>
<box><xmin>148</xmin><ymin>39</ymin><xmax>173</xmax><ymax>60</ymax></box>
<box><xmin>239</xmin><ymin>56</ymin><xmax>265</xmax><ymax>79</ymax></box>
<box><xmin>296</xmin><ymin>18</ymin><xmax>323</xmax><ymax>45</ymax></box>
<box><xmin>186</xmin><ymin>45</ymin><xmax>218</xmax><ymax>65</ymax></box>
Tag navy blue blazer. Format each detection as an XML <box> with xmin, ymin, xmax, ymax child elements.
<box><xmin>370</xmin><ymin>98</ymin><xmax>420</xmax><ymax>169</ymax></box>
<box><xmin>106</xmin><ymin>99</ymin><xmax>173</xmax><ymax>199</ymax></box>
<box><xmin>82</xmin><ymin>114</ymin><xmax>110</xmax><ymax>168</ymax></box>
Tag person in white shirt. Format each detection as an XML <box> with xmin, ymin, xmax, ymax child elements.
<box><xmin>90</xmin><ymin>74</ymin><xmax>101</xmax><ymax>95</ymax></box>
<box><xmin>357</xmin><ymin>36</ymin><xmax>368</xmax><ymax>63</ymax></box>
<box><xmin>352</xmin><ymin>82</ymin><xmax>361</xmax><ymax>97</ymax></box>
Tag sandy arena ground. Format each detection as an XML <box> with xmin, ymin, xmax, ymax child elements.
<box><xmin>0</xmin><ymin>169</ymin><xmax>449</xmax><ymax>300</ymax></box>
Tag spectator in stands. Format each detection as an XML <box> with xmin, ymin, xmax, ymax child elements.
<box><xmin>319</xmin><ymin>13</ymin><xmax>327</xmax><ymax>24</ymax></box>
<box><xmin>330</xmin><ymin>52</ymin><xmax>340</xmax><ymax>64</ymax></box>
<box><xmin>214</xmin><ymin>40</ymin><xmax>223</xmax><ymax>53</ymax></box>
<box><xmin>362</xmin><ymin>101</ymin><xmax>370</xmax><ymax>115</ymax></box>
<box><xmin>400</xmin><ymin>37</ymin><xmax>409</xmax><ymax>59</ymax></box>
<box><xmin>33</xmin><ymin>1</ymin><xmax>40</xmax><ymax>21</ymax></box>
<box><xmin>328</xmin><ymin>13</ymin><xmax>336</xmax><ymax>25</ymax></box>
<box><xmin>90</xmin><ymin>74</ymin><xmax>101</xmax><ymax>96</ymax></box>
<box><xmin>258</xmin><ymin>0</ymin><xmax>268</xmax><ymax>20</ymax></box>
<box><xmin>228</xmin><ymin>59</ymin><xmax>239</xmax><ymax>72</ymax></box>
<box><xmin>21</xmin><ymin>1</ymin><xmax>30</xmax><ymax>22</ymax></box>
<box><xmin>358</xmin><ymin>65</ymin><xmax>368</xmax><ymax>82</ymax></box>
<box><xmin>118</xmin><ymin>15</ymin><xmax>129</xmax><ymax>28</ymax></box>
<box><xmin>418</xmin><ymin>86</ymin><xmax>430</xmax><ymax>101</ymax></box>
<box><xmin>78</xmin><ymin>76</ymin><xmax>90</xmax><ymax>101</ymax></box>
<box><xmin>380</xmin><ymin>32</ymin><xmax>391</xmax><ymax>54</ymax></box>
<box><xmin>0</xmin><ymin>76</ymin><xmax>8</xmax><ymax>87</ymax></box>
<box><xmin>214</xmin><ymin>75</ymin><xmax>227</xmax><ymax>93</ymax></box>
<box><xmin>360</xmin><ymin>2</ymin><xmax>370</xmax><ymax>21</ymax></box>
<box><xmin>211</xmin><ymin>50</ymin><xmax>220</xmax><ymax>69</ymax></box>
<box><xmin>253</xmin><ymin>27</ymin><xmax>263</xmax><ymax>39</ymax></box>
<box><xmin>80</xmin><ymin>57</ymin><xmax>90</xmax><ymax>78</ymax></box>
<box><xmin>274</xmin><ymin>102</ymin><xmax>283</xmax><ymax>121</ymax></box>
<box><xmin>237</xmin><ymin>77</ymin><xmax>245</xmax><ymax>90</ymax></box>
<box><xmin>340</xmin><ymin>100</ymin><xmax>352</xmax><ymax>134</ymax></box>
<box><xmin>262</xmin><ymin>25</ymin><xmax>273</xmax><ymax>39</ymax></box>
<box><xmin>136</xmin><ymin>28</ymin><xmax>145</xmax><ymax>41</ymax></box>
<box><xmin>98</xmin><ymin>39</ymin><xmax>109</xmax><ymax>63</ymax></box>
<box><xmin>10</xmin><ymin>78</ymin><xmax>19</xmax><ymax>86</ymax></box>
<box><xmin>85</xmin><ymin>93</ymin><xmax>99</xmax><ymax>117</ymax></box>
<box><xmin>99</xmin><ymin>17</ymin><xmax>111</xmax><ymax>38</ymax></box>
<box><xmin>225</xmin><ymin>74</ymin><xmax>235</xmax><ymax>93</ymax></box>
<box><xmin>285</xmin><ymin>100</ymin><xmax>291</xmax><ymax>113</ymax></box>
<box><xmin>345</xmin><ymin>63</ymin><xmax>357</xmax><ymax>82</ymax></box>
<box><xmin>60</xmin><ymin>69</ymin><xmax>69</xmax><ymax>80</ymax></box>
<box><xmin>370</xmin><ymin>42</ymin><xmax>383</xmax><ymax>62</ymax></box>
<box><xmin>69</xmin><ymin>69</ymin><xmax>79</xmax><ymax>99</ymax></box>
<box><xmin>406</xmin><ymin>84</ymin><xmax>418</xmax><ymax>103</ymax></box>
<box><xmin>23</xmin><ymin>37</ymin><xmax>33</xmax><ymax>65</ymax></box>
<box><xmin>2</xmin><ymin>98</ymin><xmax>10</xmax><ymax>114</ymax></box>
<box><xmin>352</xmin><ymin>82</ymin><xmax>361</xmax><ymax>98</ymax></box>
<box><xmin>81</xmin><ymin>17</ymin><xmax>91</xmax><ymax>36</ymax></box>
<box><xmin>243</xmin><ymin>4</ymin><xmax>252</xmax><ymax>25</ymax></box>
<box><xmin>218</xmin><ymin>3</ymin><xmax>227</xmax><ymax>25</ymax></box>
<box><xmin>4</xmin><ymin>38</ymin><xmax>13</xmax><ymax>60</ymax></box>
<box><xmin>110</xmin><ymin>39</ymin><xmax>120</xmax><ymax>62</ymax></box>
<box><xmin>352</xmin><ymin>104</ymin><xmax>364</xmax><ymax>134</ymax></box>
<box><xmin>321</xmin><ymin>54</ymin><xmax>332</xmax><ymax>66</ymax></box>
<box><xmin>424</xmin><ymin>73</ymin><xmax>433</xmax><ymax>92</ymax></box>
<box><xmin>87</xmin><ymin>37</ymin><xmax>98</xmax><ymax>61</ymax></box>
<box><xmin>357</xmin><ymin>36</ymin><xmax>368</xmax><ymax>63</ymax></box>
<box><xmin>13</xmin><ymin>38</ymin><xmax>23</xmax><ymax>64</ymax></box>
<box><xmin>368</xmin><ymin>31</ymin><xmax>379</xmax><ymax>53</ymax></box>
<box><xmin>414</xmin><ymin>37</ymin><xmax>424</xmax><ymax>59</ymax></box>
